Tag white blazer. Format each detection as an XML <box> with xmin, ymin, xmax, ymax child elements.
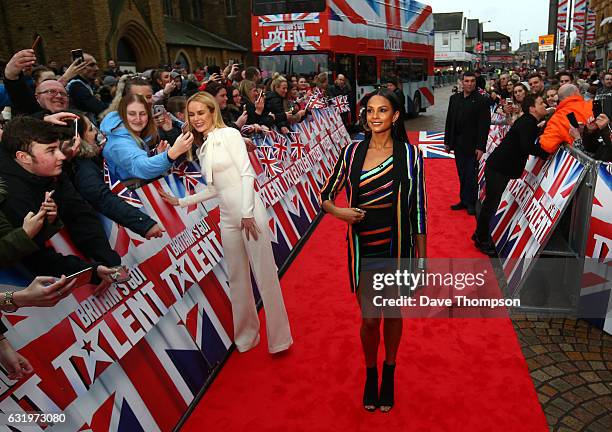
<box><xmin>178</xmin><ymin>127</ymin><xmax>257</xmax><ymax>218</ymax></box>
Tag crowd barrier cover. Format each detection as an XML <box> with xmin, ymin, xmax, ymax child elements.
<box><xmin>0</xmin><ymin>107</ymin><xmax>351</xmax><ymax>431</ymax></box>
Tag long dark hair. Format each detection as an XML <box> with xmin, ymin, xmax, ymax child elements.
<box><xmin>359</xmin><ymin>88</ymin><xmax>408</xmax><ymax>143</ymax></box>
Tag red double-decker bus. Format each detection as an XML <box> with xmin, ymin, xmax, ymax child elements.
<box><xmin>251</xmin><ymin>0</ymin><xmax>435</xmax><ymax>118</ymax></box>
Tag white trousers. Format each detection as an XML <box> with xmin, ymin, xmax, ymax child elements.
<box><xmin>219</xmin><ymin>187</ymin><xmax>293</xmax><ymax>353</ymax></box>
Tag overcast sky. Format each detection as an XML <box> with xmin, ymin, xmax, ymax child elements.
<box><xmin>429</xmin><ymin>0</ymin><xmax>551</xmax><ymax>50</ymax></box>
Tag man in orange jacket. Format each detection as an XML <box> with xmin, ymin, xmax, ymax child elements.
<box><xmin>539</xmin><ymin>84</ymin><xmax>593</xmax><ymax>154</ymax></box>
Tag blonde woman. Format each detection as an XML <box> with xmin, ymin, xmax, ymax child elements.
<box><xmin>101</xmin><ymin>93</ymin><xmax>193</xmax><ymax>181</ymax></box>
<box><xmin>265</xmin><ymin>75</ymin><xmax>306</xmax><ymax>133</ymax></box>
<box><xmin>158</xmin><ymin>92</ymin><xmax>293</xmax><ymax>354</ymax></box>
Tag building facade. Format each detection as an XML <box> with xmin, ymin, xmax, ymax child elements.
<box><xmin>483</xmin><ymin>31</ymin><xmax>514</xmax><ymax>68</ymax></box>
<box><xmin>590</xmin><ymin>0</ymin><xmax>612</xmax><ymax>69</ymax></box>
<box><xmin>0</xmin><ymin>0</ymin><xmax>250</xmax><ymax>72</ymax></box>
<box><xmin>433</xmin><ymin>12</ymin><xmax>477</xmax><ymax>71</ymax></box>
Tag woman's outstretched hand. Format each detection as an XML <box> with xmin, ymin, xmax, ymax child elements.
<box><xmin>241</xmin><ymin>217</ymin><xmax>261</xmax><ymax>241</ymax></box>
<box><xmin>157</xmin><ymin>188</ymin><xmax>180</xmax><ymax>206</ymax></box>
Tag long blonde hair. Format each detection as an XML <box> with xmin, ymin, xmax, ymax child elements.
<box><xmin>184</xmin><ymin>91</ymin><xmax>227</xmax><ymax>160</ymax></box>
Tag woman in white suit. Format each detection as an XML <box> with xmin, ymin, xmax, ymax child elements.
<box><xmin>159</xmin><ymin>92</ymin><xmax>293</xmax><ymax>353</ymax></box>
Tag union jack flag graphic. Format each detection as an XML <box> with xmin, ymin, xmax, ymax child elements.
<box><xmin>258</xmin><ymin>13</ymin><xmax>321</xmax><ymax>51</ymax></box>
<box><xmin>491</xmin><ymin>150</ymin><xmax>586</xmax><ymax>292</ymax></box>
<box><xmin>256</xmin><ymin>145</ymin><xmax>285</xmax><ymax>178</ymax></box>
<box><xmin>331</xmin><ymin>95</ymin><xmax>350</xmax><ymax>113</ymax></box>
<box><xmin>103</xmin><ymin>160</ymin><xmax>143</xmax><ymax>208</ymax></box>
<box><xmin>288</xmin><ymin>131</ymin><xmax>307</xmax><ymax>161</ymax></box>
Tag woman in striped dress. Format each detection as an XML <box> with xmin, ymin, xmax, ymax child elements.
<box><xmin>320</xmin><ymin>89</ymin><xmax>427</xmax><ymax>413</ymax></box>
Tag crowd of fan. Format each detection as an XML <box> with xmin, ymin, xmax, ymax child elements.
<box><xmin>0</xmin><ymin>48</ymin><xmax>355</xmax><ymax>377</ymax></box>
<box><xmin>461</xmin><ymin>67</ymin><xmax>612</xmax><ymax>161</ymax></box>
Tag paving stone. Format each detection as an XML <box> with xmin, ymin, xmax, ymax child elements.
<box><xmin>583</xmin><ymin>352</ymin><xmax>603</xmax><ymax>361</ymax></box>
<box><xmin>579</xmin><ymin>372</ymin><xmax>602</xmax><ymax>383</ymax></box>
<box><xmin>563</xmin><ymin>374</ymin><xmax>586</xmax><ymax>387</ymax></box>
<box><xmin>557</xmin><ymin>362</ymin><xmax>579</xmax><ymax>373</ymax></box>
<box><xmin>548</xmin><ymin>378</ymin><xmax>573</xmax><ymax>392</ymax></box>
<box><xmin>585</xmin><ymin>420</ymin><xmax>611</xmax><ymax>432</ymax></box>
<box><xmin>542</xmin><ymin>366</ymin><xmax>564</xmax><ymax>378</ymax></box>
<box><xmin>588</xmin><ymin>383</ymin><xmax>611</xmax><ymax>395</ymax></box>
<box><xmin>551</xmin><ymin>397</ymin><xmax>574</xmax><ymax>412</ymax></box>
<box><xmin>589</xmin><ymin>361</ymin><xmax>606</xmax><ymax>370</ymax></box>
<box><xmin>531</xmin><ymin>370</ymin><xmax>551</xmax><ymax>382</ymax></box>
<box><xmin>571</xmin><ymin>407</ymin><xmax>596</xmax><ymax>423</ymax></box>
<box><xmin>545</xmin><ymin>405</ymin><xmax>565</xmax><ymax>418</ymax></box>
<box><xmin>539</xmin><ymin>384</ymin><xmax>558</xmax><ymax>397</ymax></box>
<box><xmin>566</xmin><ymin>351</ymin><xmax>583</xmax><ymax>361</ymax></box>
<box><xmin>558</xmin><ymin>343</ymin><xmax>574</xmax><ymax>352</ymax></box>
<box><xmin>582</xmin><ymin>400</ymin><xmax>608</xmax><ymax>416</ymax></box>
<box><xmin>572</xmin><ymin>386</ymin><xmax>597</xmax><ymax>400</ymax></box>
<box><xmin>560</xmin><ymin>415</ymin><xmax>583</xmax><ymax>430</ymax></box>
<box><xmin>549</xmin><ymin>352</ymin><xmax>569</xmax><ymax>362</ymax></box>
<box><xmin>596</xmin><ymin>370</ymin><xmax>612</xmax><ymax>381</ymax></box>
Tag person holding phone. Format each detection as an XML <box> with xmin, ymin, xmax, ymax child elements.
<box><xmin>157</xmin><ymin>92</ymin><xmax>293</xmax><ymax>354</ymax></box>
<box><xmin>539</xmin><ymin>83</ymin><xmax>597</xmax><ymax>154</ymax></box>
<box><xmin>319</xmin><ymin>89</ymin><xmax>427</xmax><ymax>413</ymax></box>
<box><xmin>238</xmin><ymin>80</ymin><xmax>275</xmax><ymax>128</ymax></box>
<box><xmin>101</xmin><ymin>94</ymin><xmax>193</xmax><ymax>181</ymax></box>
<box><xmin>65</xmin><ymin>52</ymin><xmax>109</xmax><ymax>120</ymax></box>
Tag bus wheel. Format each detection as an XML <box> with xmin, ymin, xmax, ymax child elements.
<box><xmin>408</xmin><ymin>92</ymin><xmax>421</xmax><ymax>119</ymax></box>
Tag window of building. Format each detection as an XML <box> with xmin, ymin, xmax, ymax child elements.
<box><xmin>225</xmin><ymin>0</ymin><xmax>237</xmax><ymax>17</ymax></box>
<box><xmin>192</xmin><ymin>0</ymin><xmax>204</xmax><ymax>19</ymax></box>
<box><xmin>357</xmin><ymin>56</ymin><xmax>377</xmax><ymax>86</ymax></box>
<box><xmin>163</xmin><ymin>0</ymin><xmax>174</xmax><ymax>17</ymax></box>
<box><xmin>442</xmin><ymin>34</ymin><xmax>449</xmax><ymax>46</ymax></box>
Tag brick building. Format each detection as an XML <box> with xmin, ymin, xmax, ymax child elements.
<box><xmin>0</xmin><ymin>0</ymin><xmax>250</xmax><ymax>72</ymax></box>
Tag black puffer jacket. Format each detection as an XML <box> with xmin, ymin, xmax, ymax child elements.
<box><xmin>264</xmin><ymin>91</ymin><xmax>289</xmax><ymax>129</ymax></box>
<box><xmin>0</xmin><ymin>151</ymin><xmax>121</xmax><ymax>281</ymax></box>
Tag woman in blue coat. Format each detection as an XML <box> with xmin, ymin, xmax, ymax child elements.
<box><xmin>101</xmin><ymin>93</ymin><xmax>192</xmax><ymax>182</ymax></box>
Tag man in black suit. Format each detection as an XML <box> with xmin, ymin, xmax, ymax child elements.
<box><xmin>444</xmin><ymin>71</ymin><xmax>491</xmax><ymax>215</ymax></box>
<box><xmin>474</xmin><ymin>93</ymin><xmax>550</xmax><ymax>255</ymax></box>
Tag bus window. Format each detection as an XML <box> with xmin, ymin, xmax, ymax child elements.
<box><xmin>291</xmin><ymin>53</ymin><xmax>328</xmax><ymax>79</ymax></box>
<box><xmin>380</xmin><ymin>60</ymin><xmax>396</xmax><ymax>83</ymax></box>
<box><xmin>259</xmin><ymin>54</ymin><xmax>328</xmax><ymax>81</ymax></box>
<box><xmin>252</xmin><ymin>0</ymin><xmax>326</xmax><ymax>16</ymax></box>
<box><xmin>357</xmin><ymin>56</ymin><xmax>377</xmax><ymax>86</ymax></box>
<box><xmin>335</xmin><ymin>54</ymin><xmax>355</xmax><ymax>84</ymax></box>
<box><xmin>397</xmin><ymin>58</ymin><xmax>410</xmax><ymax>82</ymax></box>
<box><xmin>410</xmin><ymin>59</ymin><xmax>425</xmax><ymax>82</ymax></box>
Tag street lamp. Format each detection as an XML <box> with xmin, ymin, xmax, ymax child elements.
<box><xmin>518</xmin><ymin>28</ymin><xmax>528</xmax><ymax>48</ymax></box>
<box><xmin>480</xmin><ymin>20</ymin><xmax>492</xmax><ymax>69</ymax></box>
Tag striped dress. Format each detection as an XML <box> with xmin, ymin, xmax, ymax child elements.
<box><xmin>356</xmin><ymin>155</ymin><xmax>394</xmax><ymax>258</ymax></box>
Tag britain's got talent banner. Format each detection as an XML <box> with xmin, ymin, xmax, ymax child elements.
<box><xmin>478</xmin><ymin>122</ymin><xmax>510</xmax><ymax>202</ymax></box>
<box><xmin>490</xmin><ymin>149</ymin><xmax>587</xmax><ymax>293</ymax></box>
<box><xmin>0</xmin><ymin>107</ymin><xmax>350</xmax><ymax>431</ymax></box>
<box><xmin>580</xmin><ymin>163</ymin><xmax>612</xmax><ymax>333</ymax></box>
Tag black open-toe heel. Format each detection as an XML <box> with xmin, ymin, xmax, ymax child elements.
<box><xmin>363</xmin><ymin>366</ymin><xmax>378</xmax><ymax>411</ymax></box>
<box><xmin>379</xmin><ymin>362</ymin><xmax>395</xmax><ymax>413</ymax></box>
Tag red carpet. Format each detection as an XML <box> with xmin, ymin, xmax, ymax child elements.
<box><xmin>182</xmin><ymin>159</ymin><xmax>548</xmax><ymax>431</ymax></box>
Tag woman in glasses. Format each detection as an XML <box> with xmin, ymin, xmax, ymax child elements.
<box><xmin>55</xmin><ymin>111</ymin><xmax>164</xmax><ymax>240</ymax></box>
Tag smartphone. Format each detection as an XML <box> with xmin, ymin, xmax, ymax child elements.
<box><xmin>505</xmin><ymin>98</ymin><xmax>513</xmax><ymax>105</ymax></box>
<box><xmin>74</xmin><ymin>118</ymin><xmax>79</xmax><ymax>138</ymax></box>
<box><xmin>46</xmin><ymin>189</ymin><xmax>55</xmax><ymax>202</ymax></box>
<box><xmin>181</xmin><ymin>122</ymin><xmax>189</xmax><ymax>134</ymax></box>
<box><xmin>236</xmin><ymin>63</ymin><xmax>244</xmax><ymax>69</ymax></box>
<box><xmin>153</xmin><ymin>105</ymin><xmax>166</xmax><ymax>117</ymax></box>
<box><xmin>32</xmin><ymin>35</ymin><xmax>42</xmax><ymax>51</ymax></box>
<box><xmin>65</xmin><ymin>267</ymin><xmax>94</xmax><ymax>288</ymax></box>
<box><xmin>256</xmin><ymin>89</ymin><xmax>264</xmax><ymax>103</ymax></box>
<box><xmin>593</xmin><ymin>99</ymin><xmax>602</xmax><ymax>117</ymax></box>
<box><xmin>545</xmin><ymin>107</ymin><xmax>555</xmax><ymax>114</ymax></box>
<box><xmin>566</xmin><ymin>112</ymin><xmax>580</xmax><ymax>128</ymax></box>
<box><xmin>110</xmin><ymin>265</ymin><xmax>131</xmax><ymax>283</ymax></box>
<box><xmin>208</xmin><ymin>65</ymin><xmax>221</xmax><ymax>76</ymax></box>
<box><xmin>71</xmin><ymin>49</ymin><xmax>84</xmax><ymax>64</ymax></box>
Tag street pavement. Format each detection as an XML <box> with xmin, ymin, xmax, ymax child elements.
<box><xmin>404</xmin><ymin>84</ymin><xmax>612</xmax><ymax>432</ymax></box>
